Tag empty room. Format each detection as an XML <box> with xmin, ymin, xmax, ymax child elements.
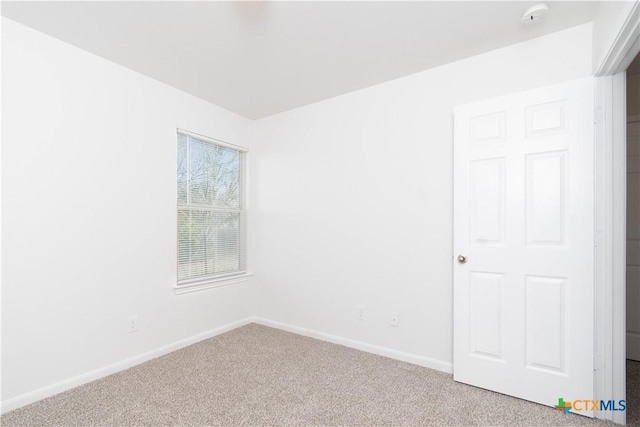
<box><xmin>1</xmin><ymin>1</ymin><xmax>639</xmax><ymax>426</ymax></box>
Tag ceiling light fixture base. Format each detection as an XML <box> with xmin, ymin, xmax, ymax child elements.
<box><xmin>521</xmin><ymin>3</ymin><xmax>550</xmax><ymax>23</ymax></box>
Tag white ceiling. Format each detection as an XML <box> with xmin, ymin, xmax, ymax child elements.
<box><xmin>2</xmin><ymin>1</ymin><xmax>598</xmax><ymax>119</ymax></box>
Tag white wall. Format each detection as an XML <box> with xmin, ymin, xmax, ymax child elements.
<box><xmin>592</xmin><ymin>0</ymin><xmax>639</xmax><ymax>73</ymax></box>
<box><xmin>1</xmin><ymin>18</ymin><xmax>256</xmax><ymax>406</ymax></box>
<box><xmin>251</xmin><ymin>23</ymin><xmax>594</xmax><ymax>370</ymax></box>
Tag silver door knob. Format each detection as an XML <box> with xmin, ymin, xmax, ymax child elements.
<box><xmin>457</xmin><ymin>255</ymin><xmax>467</xmax><ymax>264</ymax></box>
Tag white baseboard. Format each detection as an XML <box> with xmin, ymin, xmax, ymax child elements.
<box><xmin>0</xmin><ymin>318</ymin><xmax>252</xmax><ymax>414</ymax></box>
<box><xmin>2</xmin><ymin>316</ymin><xmax>453</xmax><ymax>414</ymax></box>
<box><xmin>627</xmin><ymin>332</ymin><xmax>640</xmax><ymax>361</ymax></box>
<box><xmin>250</xmin><ymin>317</ymin><xmax>453</xmax><ymax>374</ymax></box>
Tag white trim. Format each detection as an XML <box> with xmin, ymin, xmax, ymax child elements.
<box><xmin>174</xmin><ymin>273</ymin><xmax>253</xmax><ymax>295</ymax></box>
<box><xmin>594</xmin><ymin>74</ymin><xmax>615</xmax><ymax>422</ymax></box>
<box><xmin>594</xmin><ymin>72</ymin><xmax>628</xmax><ymax>426</ymax></box>
<box><xmin>593</xmin><ymin>4</ymin><xmax>639</xmax><ymax>424</ymax></box>
<box><xmin>250</xmin><ymin>317</ymin><xmax>454</xmax><ymax>374</ymax></box>
<box><xmin>0</xmin><ymin>318</ymin><xmax>252</xmax><ymax>414</ymax></box>
<box><xmin>595</xmin><ymin>2</ymin><xmax>640</xmax><ymax>77</ymax></box>
<box><xmin>177</xmin><ymin>128</ymin><xmax>248</xmax><ymax>152</ymax></box>
<box><xmin>611</xmin><ymin>71</ymin><xmax>627</xmax><ymax>426</ymax></box>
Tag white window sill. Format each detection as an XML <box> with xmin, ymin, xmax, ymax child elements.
<box><xmin>174</xmin><ymin>273</ymin><xmax>253</xmax><ymax>295</ymax></box>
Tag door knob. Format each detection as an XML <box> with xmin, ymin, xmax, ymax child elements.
<box><xmin>457</xmin><ymin>255</ymin><xmax>467</xmax><ymax>264</ymax></box>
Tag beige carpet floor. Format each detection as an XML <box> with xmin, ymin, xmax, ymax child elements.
<box><xmin>0</xmin><ymin>324</ymin><xmax>627</xmax><ymax>426</ymax></box>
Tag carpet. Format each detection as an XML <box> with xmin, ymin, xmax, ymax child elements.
<box><xmin>1</xmin><ymin>324</ymin><xmax>623</xmax><ymax>426</ymax></box>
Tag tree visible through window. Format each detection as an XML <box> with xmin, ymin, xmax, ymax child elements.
<box><xmin>177</xmin><ymin>131</ymin><xmax>246</xmax><ymax>285</ymax></box>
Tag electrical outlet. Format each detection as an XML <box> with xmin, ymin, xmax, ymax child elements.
<box><xmin>128</xmin><ymin>315</ymin><xmax>139</xmax><ymax>333</ymax></box>
<box><xmin>390</xmin><ymin>312</ymin><xmax>399</xmax><ymax>327</ymax></box>
<box><xmin>357</xmin><ymin>305</ymin><xmax>365</xmax><ymax>321</ymax></box>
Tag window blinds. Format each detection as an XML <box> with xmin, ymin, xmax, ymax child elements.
<box><xmin>177</xmin><ymin>131</ymin><xmax>247</xmax><ymax>285</ymax></box>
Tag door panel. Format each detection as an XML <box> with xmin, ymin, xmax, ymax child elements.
<box><xmin>525</xmin><ymin>275</ymin><xmax>567</xmax><ymax>373</ymax></box>
<box><xmin>470</xmin><ymin>271</ymin><xmax>504</xmax><ymax>360</ymax></box>
<box><xmin>470</xmin><ymin>158</ymin><xmax>505</xmax><ymax>244</ymax></box>
<box><xmin>525</xmin><ymin>151</ymin><xmax>567</xmax><ymax>246</ymax></box>
<box><xmin>454</xmin><ymin>78</ymin><xmax>594</xmax><ymax>413</ymax></box>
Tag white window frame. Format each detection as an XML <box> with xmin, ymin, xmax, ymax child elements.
<box><xmin>175</xmin><ymin>128</ymin><xmax>251</xmax><ymax>294</ymax></box>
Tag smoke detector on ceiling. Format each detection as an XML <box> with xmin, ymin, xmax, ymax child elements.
<box><xmin>521</xmin><ymin>3</ymin><xmax>550</xmax><ymax>23</ymax></box>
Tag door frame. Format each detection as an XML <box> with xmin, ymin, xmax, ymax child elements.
<box><xmin>594</xmin><ymin>3</ymin><xmax>639</xmax><ymax>424</ymax></box>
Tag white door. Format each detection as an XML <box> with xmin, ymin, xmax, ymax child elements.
<box><xmin>453</xmin><ymin>78</ymin><xmax>594</xmax><ymax>413</ymax></box>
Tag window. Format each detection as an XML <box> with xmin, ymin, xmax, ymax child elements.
<box><xmin>177</xmin><ymin>130</ymin><xmax>247</xmax><ymax>287</ymax></box>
